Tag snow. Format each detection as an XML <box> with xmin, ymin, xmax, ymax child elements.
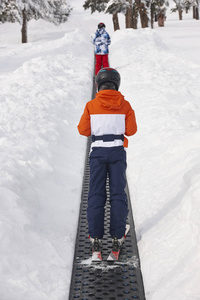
<box><xmin>0</xmin><ymin>2</ymin><xmax>200</xmax><ymax>299</ymax></box>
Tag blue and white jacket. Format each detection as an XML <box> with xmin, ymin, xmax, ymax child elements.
<box><xmin>93</xmin><ymin>28</ymin><xmax>111</xmax><ymax>55</ymax></box>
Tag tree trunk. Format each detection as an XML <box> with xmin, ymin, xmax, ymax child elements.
<box><xmin>178</xmin><ymin>9</ymin><xmax>182</xmax><ymax>20</ymax></box>
<box><xmin>150</xmin><ymin>3</ymin><xmax>154</xmax><ymax>29</ymax></box>
<box><xmin>112</xmin><ymin>13</ymin><xmax>120</xmax><ymax>31</ymax></box>
<box><xmin>125</xmin><ymin>2</ymin><xmax>133</xmax><ymax>28</ymax></box>
<box><xmin>139</xmin><ymin>2</ymin><xmax>149</xmax><ymax>28</ymax></box>
<box><xmin>133</xmin><ymin>2</ymin><xmax>139</xmax><ymax>29</ymax></box>
<box><xmin>193</xmin><ymin>5</ymin><xmax>196</xmax><ymax>18</ymax></box>
<box><xmin>196</xmin><ymin>6</ymin><xmax>199</xmax><ymax>19</ymax></box>
<box><xmin>21</xmin><ymin>8</ymin><xmax>28</xmax><ymax>43</ymax></box>
<box><xmin>196</xmin><ymin>0</ymin><xmax>199</xmax><ymax>19</ymax></box>
<box><xmin>158</xmin><ymin>14</ymin><xmax>165</xmax><ymax>26</ymax></box>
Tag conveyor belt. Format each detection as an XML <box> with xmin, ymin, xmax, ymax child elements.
<box><xmin>69</xmin><ymin>77</ymin><xmax>146</xmax><ymax>300</ymax></box>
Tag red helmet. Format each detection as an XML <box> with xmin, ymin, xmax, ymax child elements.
<box><xmin>98</xmin><ymin>23</ymin><xmax>105</xmax><ymax>29</ymax></box>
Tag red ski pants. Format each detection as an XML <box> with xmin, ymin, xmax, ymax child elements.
<box><xmin>95</xmin><ymin>54</ymin><xmax>109</xmax><ymax>75</ymax></box>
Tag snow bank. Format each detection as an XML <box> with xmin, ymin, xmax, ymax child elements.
<box><xmin>110</xmin><ymin>26</ymin><xmax>200</xmax><ymax>299</ymax></box>
<box><xmin>0</xmin><ymin>26</ymin><xmax>93</xmax><ymax>300</ymax></box>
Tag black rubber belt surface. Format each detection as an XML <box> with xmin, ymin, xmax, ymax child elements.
<box><xmin>69</xmin><ymin>77</ymin><xmax>146</xmax><ymax>300</ymax></box>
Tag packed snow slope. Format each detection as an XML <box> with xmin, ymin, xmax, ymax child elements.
<box><xmin>0</xmin><ymin>2</ymin><xmax>200</xmax><ymax>300</ymax></box>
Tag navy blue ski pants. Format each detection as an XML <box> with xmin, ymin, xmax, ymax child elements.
<box><xmin>87</xmin><ymin>146</ymin><xmax>128</xmax><ymax>239</ymax></box>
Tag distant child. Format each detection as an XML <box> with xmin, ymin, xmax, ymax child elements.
<box><xmin>77</xmin><ymin>68</ymin><xmax>137</xmax><ymax>257</ymax></box>
<box><xmin>93</xmin><ymin>23</ymin><xmax>111</xmax><ymax>76</ymax></box>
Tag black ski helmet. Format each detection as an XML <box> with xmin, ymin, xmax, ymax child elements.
<box><xmin>96</xmin><ymin>68</ymin><xmax>121</xmax><ymax>91</ymax></box>
<box><xmin>98</xmin><ymin>22</ymin><xmax>105</xmax><ymax>29</ymax></box>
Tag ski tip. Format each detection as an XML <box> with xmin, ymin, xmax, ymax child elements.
<box><xmin>125</xmin><ymin>223</ymin><xmax>130</xmax><ymax>232</ymax></box>
<box><xmin>107</xmin><ymin>251</ymin><xmax>120</xmax><ymax>262</ymax></box>
<box><xmin>92</xmin><ymin>251</ymin><xmax>102</xmax><ymax>262</ymax></box>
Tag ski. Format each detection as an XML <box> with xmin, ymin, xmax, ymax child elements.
<box><xmin>107</xmin><ymin>224</ymin><xmax>130</xmax><ymax>262</ymax></box>
<box><xmin>92</xmin><ymin>251</ymin><xmax>102</xmax><ymax>262</ymax></box>
<box><xmin>107</xmin><ymin>249</ymin><xmax>120</xmax><ymax>261</ymax></box>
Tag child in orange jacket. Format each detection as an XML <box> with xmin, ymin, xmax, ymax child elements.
<box><xmin>78</xmin><ymin>68</ymin><xmax>137</xmax><ymax>256</ymax></box>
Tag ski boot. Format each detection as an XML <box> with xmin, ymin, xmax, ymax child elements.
<box><xmin>89</xmin><ymin>236</ymin><xmax>102</xmax><ymax>262</ymax></box>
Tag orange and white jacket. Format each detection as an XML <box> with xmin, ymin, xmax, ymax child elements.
<box><xmin>77</xmin><ymin>90</ymin><xmax>137</xmax><ymax>148</ymax></box>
